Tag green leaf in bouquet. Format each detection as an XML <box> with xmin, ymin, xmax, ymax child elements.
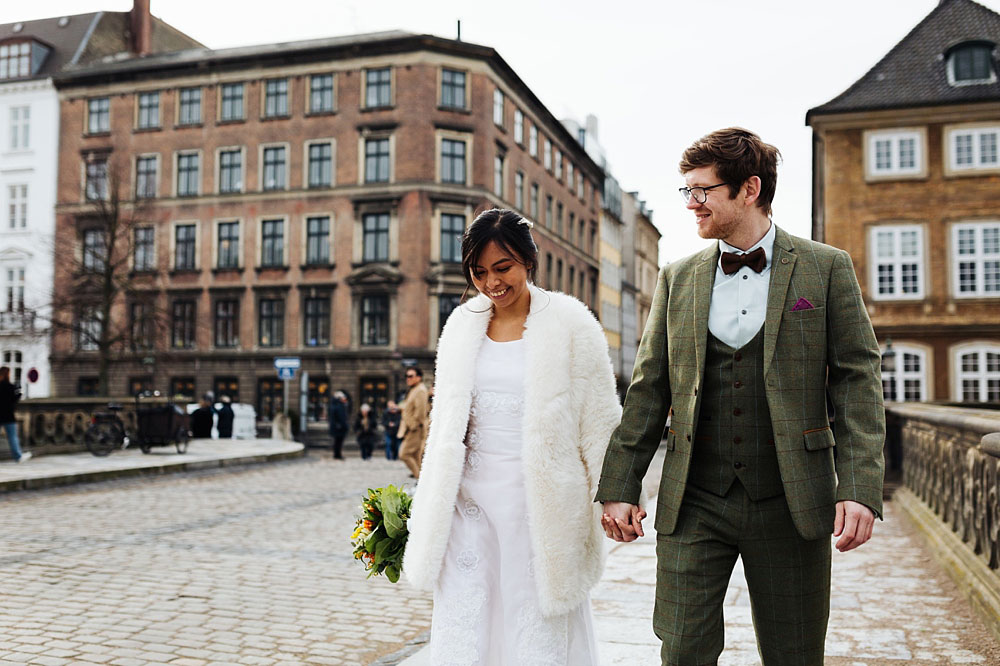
<box><xmin>381</xmin><ymin>488</ymin><xmax>401</xmax><ymax>516</ymax></box>
<box><xmin>385</xmin><ymin>564</ymin><xmax>400</xmax><ymax>583</ymax></box>
<box><xmin>383</xmin><ymin>509</ymin><xmax>405</xmax><ymax>539</ymax></box>
<box><xmin>374</xmin><ymin>535</ymin><xmax>393</xmax><ymax>566</ymax></box>
<box><xmin>365</xmin><ymin>529</ymin><xmax>381</xmax><ymax>553</ymax></box>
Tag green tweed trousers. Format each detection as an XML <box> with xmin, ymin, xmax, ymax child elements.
<box><xmin>654</xmin><ymin>483</ymin><xmax>831</xmax><ymax>666</ymax></box>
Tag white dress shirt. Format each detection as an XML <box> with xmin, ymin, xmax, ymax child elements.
<box><xmin>708</xmin><ymin>222</ymin><xmax>775</xmax><ymax>349</ymax></box>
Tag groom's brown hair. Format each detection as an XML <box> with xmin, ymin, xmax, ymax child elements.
<box><xmin>679</xmin><ymin>127</ymin><xmax>781</xmax><ymax>217</ymax></box>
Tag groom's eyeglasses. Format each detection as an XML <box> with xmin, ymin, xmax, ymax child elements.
<box><xmin>679</xmin><ymin>183</ymin><xmax>726</xmax><ymax>204</ymax></box>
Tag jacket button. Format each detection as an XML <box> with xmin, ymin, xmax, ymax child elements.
<box><xmin>733</xmin><ymin>435</ymin><xmax>742</xmax><ymax>444</ymax></box>
<box><xmin>734</xmin><ymin>462</ymin><xmax>744</xmax><ymax>469</ymax></box>
<box><xmin>686</xmin><ymin>434</ymin><xmax>691</xmax><ymax>441</ymax></box>
<box><xmin>734</xmin><ymin>380</ymin><xmax>743</xmax><ymax>389</ymax></box>
<box><xmin>734</xmin><ymin>352</ymin><xmax>742</xmax><ymax>361</ymax></box>
<box><xmin>733</xmin><ymin>407</ymin><xmax>742</xmax><ymax>416</ymax></box>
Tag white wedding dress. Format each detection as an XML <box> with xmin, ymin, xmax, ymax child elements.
<box><xmin>428</xmin><ymin>336</ymin><xmax>598</xmax><ymax>666</ymax></box>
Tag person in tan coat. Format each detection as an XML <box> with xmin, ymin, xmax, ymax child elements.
<box><xmin>398</xmin><ymin>366</ymin><xmax>429</xmax><ymax>477</ymax></box>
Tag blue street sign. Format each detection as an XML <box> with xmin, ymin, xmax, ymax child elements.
<box><xmin>274</xmin><ymin>357</ymin><xmax>301</xmax><ymax>370</ymax></box>
<box><xmin>277</xmin><ymin>367</ymin><xmax>296</xmax><ymax>380</ymax></box>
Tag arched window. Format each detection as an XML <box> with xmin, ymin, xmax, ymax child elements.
<box><xmin>952</xmin><ymin>342</ymin><xmax>1000</xmax><ymax>403</ymax></box>
<box><xmin>881</xmin><ymin>343</ymin><xmax>928</xmax><ymax>402</ymax></box>
<box><xmin>1</xmin><ymin>350</ymin><xmax>22</xmax><ymax>385</ymax></box>
<box><xmin>947</xmin><ymin>42</ymin><xmax>997</xmax><ymax>86</ymax></box>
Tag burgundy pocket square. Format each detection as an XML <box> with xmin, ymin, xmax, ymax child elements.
<box><xmin>791</xmin><ymin>298</ymin><xmax>814</xmax><ymax>311</ymax></box>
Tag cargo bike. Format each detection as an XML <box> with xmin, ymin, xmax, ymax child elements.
<box><xmin>84</xmin><ymin>390</ymin><xmax>190</xmax><ymax>456</ymax></box>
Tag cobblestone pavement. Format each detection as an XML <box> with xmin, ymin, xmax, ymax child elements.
<box><xmin>0</xmin><ymin>453</ymin><xmax>432</xmax><ymax>665</ymax></box>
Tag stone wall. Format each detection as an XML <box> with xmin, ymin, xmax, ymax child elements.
<box><xmin>4</xmin><ymin>397</ymin><xmax>146</xmax><ymax>459</ymax></box>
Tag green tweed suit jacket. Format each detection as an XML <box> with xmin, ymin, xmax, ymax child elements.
<box><xmin>596</xmin><ymin>226</ymin><xmax>885</xmax><ymax>540</ymax></box>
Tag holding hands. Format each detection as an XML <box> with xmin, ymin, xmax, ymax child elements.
<box><xmin>600</xmin><ymin>501</ymin><xmax>647</xmax><ymax>542</ymax></box>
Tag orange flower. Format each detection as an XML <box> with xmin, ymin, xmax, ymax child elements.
<box><xmin>363</xmin><ymin>520</ymin><xmax>374</xmax><ymax>530</ymax></box>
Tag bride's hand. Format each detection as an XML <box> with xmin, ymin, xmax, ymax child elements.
<box><xmin>601</xmin><ymin>501</ymin><xmax>646</xmax><ymax>542</ymax></box>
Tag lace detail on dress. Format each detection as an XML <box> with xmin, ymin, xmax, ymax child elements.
<box><xmin>463</xmin><ymin>498</ymin><xmax>483</xmax><ymax>521</ymax></box>
<box><xmin>456</xmin><ymin>549</ymin><xmax>480</xmax><ymax>573</ymax></box>
<box><xmin>465</xmin><ymin>449</ymin><xmax>482</xmax><ymax>473</ymax></box>
<box><xmin>515</xmin><ymin>600</ymin><xmax>568</xmax><ymax>666</ymax></box>
<box><xmin>430</xmin><ymin>584</ymin><xmax>487</xmax><ymax>666</ymax></box>
<box><xmin>470</xmin><ymin>388</ymin><xmax>524</xmax><ymax>420</ymax></box>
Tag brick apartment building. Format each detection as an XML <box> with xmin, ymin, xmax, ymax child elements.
<box><xmin>807</xmin><ymin>0</ymin><xmax>1000</xmax><ymax>403</ymax></box>
<box><xmin>50</xmin><ymin>31</ymin><xmax>604</xmax><ymax>426</ymax></box>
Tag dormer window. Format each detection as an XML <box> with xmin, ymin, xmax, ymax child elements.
<box><xmin>0</xmin><ymin>42</ymin><xmax>31</xmax><ymax>79</ymax></box>
<box><xmin>947</xmin><ymin>42</ymin><xmax>997</xmax><ymax>86</ymax></box>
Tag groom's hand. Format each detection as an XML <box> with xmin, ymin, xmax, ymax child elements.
<box><xmin>601</xmin><ymin>501</ymin><xmax>646</xmax><ymax>542</ymax></box>
<box><xmin>833</xmin><ymin>500</ymin><xmax>875</xmax><ymax>552</ymax></box>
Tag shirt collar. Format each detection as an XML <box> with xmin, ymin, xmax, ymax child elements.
<box><xmin>718</xmin><ymin>221</ymin><xmax>775</xmax><ymax>272</ymax></box>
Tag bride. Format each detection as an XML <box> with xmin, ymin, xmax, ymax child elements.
<box><xmin>403</xmin><ymin>208</ymin><xmax>621</xmax><ymax>665</ymax></box>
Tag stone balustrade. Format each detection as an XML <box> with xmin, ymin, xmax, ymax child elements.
<box><xmin>3</xmin><ymin>398</ymin><xmax>145</xmax><ymax>459</ymax></box>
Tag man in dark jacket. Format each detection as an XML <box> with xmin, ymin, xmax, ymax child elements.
<box><xmin>0</xmin><ymin>366</ymin><xmax>30</xmax><ymax>463</ymax></box>
<box><xmin>329</xmin><ymin>391</ymin><xmax>348</xmax><ymax>459</ymax></box>
<box><xmin>381</xmin><ymin>400</ymin><xmax>402</xmax><ymax>460</ymax></box>
<box><xmin>216</xmin><ymin>395</ymin><xmax>235</xmax><ymax>439</ymax></box>
<box><xmin>190</xmin><ymin>398</ymin><xmax>214</xmax><ymax>439</ymax></box>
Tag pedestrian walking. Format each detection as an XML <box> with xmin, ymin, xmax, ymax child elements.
<box><xmin>329</xmin><ymin>391</ymin><xmax>348</xmax><ymax>460</ymax></box>
<box><xmin>397</xmin><ymin>368</ymin><xmax>428</xmax><ymax>478</ymax></box>
<box><xmin>216</xmin><ymin>395</ymin><xmax>235</xmax><ymax>439</ymax></box>
<box><xmin>354</xmin><ymin>403</ymin><xmax>378</xmax><ymax>460</ymax></box>
<box><xmin>596</xmin><ymin>127</ymin><xmax>885</xmax><ymax>665</ymax></box>
<box><xmin>404</xmin><ymin>208</ymin><xmax>621</xmax><ymax>664</ymax></box>
<box><xmin>0</xmin><ymin>366</ymin><xmax>29</xmax><ymax>463</ymax></box>
<box><xmin>190</xmin><ymin>397</ymin><xmax>214</xmax><ymax>439</ymax></box>
<box><xmin>381</xmin><ymin>400</ymin><xmax>401</xmax><ymax>460</ymax></box>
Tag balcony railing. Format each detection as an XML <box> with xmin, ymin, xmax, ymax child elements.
<box><xmin>0</xmin><ymin>309</ymin><xmax>37</xmax><ymax>335</ymax></box>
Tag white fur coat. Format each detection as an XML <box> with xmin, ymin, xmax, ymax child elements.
<box><xmin>403</xmin><ymin>284</ymin><xmax>622</xmax><ymax>617</ymax></box>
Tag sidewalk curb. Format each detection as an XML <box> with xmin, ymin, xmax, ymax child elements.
<box><xmin>0</xmin><ymin>446</ymin><xmax>304</xmax><ymax>494</ymax></box>
<box><xmin>370</xmin><ymin>631</ymin><xmax>429</xmax><ymax>666</ymax></box>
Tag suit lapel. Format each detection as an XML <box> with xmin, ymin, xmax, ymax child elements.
<box><xmin>764</xmin><ymin>227</ymin><xmax>796</xmax><ymax>374</ymax></box>
<box><xmin>692</xmin><ymin>246</ymin><xmax>718</xmax><ymax>383</ymax></box>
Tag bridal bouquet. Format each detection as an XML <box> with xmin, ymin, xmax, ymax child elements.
<box><xmin>350</xmin><ymin>484</ymin><xmax>412</xmax><ymax>583</ymax></box>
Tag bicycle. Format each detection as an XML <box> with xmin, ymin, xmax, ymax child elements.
<box><xmin>84</xmin><ymin>403</ymin><xmax>131</xmax><ymax>456</ymax></box>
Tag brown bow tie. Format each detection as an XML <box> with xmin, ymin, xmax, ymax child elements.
<box><xmin>720</xmin><ymin>247</ymin><xmax>766</xmax><ymax>275</ymax></box>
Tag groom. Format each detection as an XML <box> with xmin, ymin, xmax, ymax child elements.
<box><xmin>596</xmin><ymin>127</ymin><xmax>884</xmax><ymax>665</ymax></box>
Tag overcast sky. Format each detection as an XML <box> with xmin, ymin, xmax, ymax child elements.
<box><xmin>7</xmin><ymin>0</ymin><xmax>993</xmax><ymax>263</ymax></box>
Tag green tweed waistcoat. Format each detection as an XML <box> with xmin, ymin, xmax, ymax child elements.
<box><xmin>689</xmin><ymin>328</ymin><xmax>784</xmax><ymax>500</ymax></box>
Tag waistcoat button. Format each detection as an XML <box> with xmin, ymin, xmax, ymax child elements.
<box><xmin>734</xmin><ymin>380</ymin><xmax>743</xmax><ymax>389</ymax></box>
<box><xmin>733</xmin><ymin>407</ymin><xmax>742</xmax><ymax>416</ymax></box>
<box><xmin>733</xmin><ymin>435</ymin><xmax>742</xmax><ymax>444</ymax></box>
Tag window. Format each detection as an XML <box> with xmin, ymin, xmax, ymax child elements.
<box><xmin>4</xmin><ymin>267</ymin><xmax>24</xmax><ymax>311</ymax></box>
<box><xmin>952</xmin><ymin>222</ymin><xmax>1000</xmax><ymax>297</ymax></box>
<box><xmin>131</xmin><ymin>376</ymin><xmax>155</xmax><ymax>397</ymax></box>
<box><xmin>308</xmin><ymin>142</ymin><xmax>333</xmax><ymax>188</ymax></box>
<box><xmin>441</xmin><ymin>213</ymin><xmax>464</xmax><ymax>264</ymax></box>
<box><xmin>515</xmin><ymin>171</ymin><xmax>524</xmax><ymax>211</ymax></box>
<box><xmin>557</xmin><ymin>202</ymin><xmax>563</xmax><ymax>236</ymax></box>
<box><xmin>88</xmin><ymin>98</ymin><xmax>110</xmax><ymax>134</ymax></box>
<box><xmin>948</xmin><ymin>43</ymin><xmax>997</xmax><ymax>85</ymax></box>
<box><xmin>262</xmin><ymin>146</ymin><xmax>286</xmax><ymax>190</ymax></box>
<box><xmin>362</xmin><ymin>213</ymin><xmax>389</xmax><ymax>262</ymax></box>
<box><xmin>1</xmin><ymin>351</ymin><xmax>22</xmax><ymax>385</ymax></box>
<box><xmin>494</xmin><ymin>153</ymin><xmax>505</xmax><ymax>197</ymax></box>
<box><xmin>441</xmin><ymin>138</ymin><xmax>466</xmax><ymax>184</ymax></box>
<box><xmin>555</xmin><ymin>150</ymin><xmax>562</xmax><ymax>180</ymax></box>
<box><xmin>365</xmin><ymin>138</ymin><xmax>390</xmax><ymax>183</ymax></box>
<box><xmin>306</xmin><ymin>375</ymin><xmax>329</xmax><ymax>421</ymax></box>
<box><xmin>7</xmin><ymin>184</ymin><xmax>26</xmax><ymax>229</ymax></box>
<box><xmin>219</xmin><ymin>149</ymin><xmax>242</xmax><ymax>193</ymax></box>
<box><xmin>569</xmin><ymin>265</ymin><xmax>576</xmax><ymax>296</ymax></box>
<box><xmin>134</xmin><ymin>227</ymin><xmax>155</xmax><ymax>271</ymax></box>
<box><xmin>264</xmin><ymin>78</ymin><xmax>289</xmax><ymax>118</ymax></box>
<box><xmin>881</xmin><ymin>345</ymin><xmax>927</xmax><ymax>402</ymax></box>
<box><xmin>365</xmin><ymin>68</ymin><xmax>391</xmax><ymax>108</ymax></box>
<box><xmin>514</xmin><ymin>110</ymin><xmax>523</xmax><ymax>144</ymax></box>
<box><xmin>310</xmin><ymin>74</ymin><xmax>334</xmax><ymax>113</ymax></box>
<box><xmin>136</xmin><ymin>156</ymin><xmax>157</xmax><ymax>199</ymax></box>
<box><xmin>866</xmin><ymin>130</ymin><xmax>922</xmax><ymax>177</ymax></box>
<box><xmin>493</xmin><ymin>88</ymin><xmax>504</xmax><ymax>126</ymax></box>
<box><xmin>568</xmin><ymin>212</ymin><xmax>575</xmax><ymax>245</ymax></box>
<box><xmin>955</xmin><ymin>345</ymin><xmax>1000</xmax><ymax>402</ymax></box>
<box><xmin>9</xmin><ymin>105</ymin><xmax>29</xmax><ymax>150</ymax></box>
<box><xmin>948</xmin><ymin>126</ymin><xmax>1000</xmax><ymax>172</ymax></box>
<box><xmin>530</xmin><ymin>183</ymin><xmax>539</xmax><ymax>219</ymax></box>
<box><xmin>545</xmin><ymin>253</ymin><xmax>552</xmax><ymax>288</ymax></box>
<box><xmin>77</xmin><ymin>306</ymin><xmax>101</xmax><ymax>351</ymax></box>
<box><xmin>306</xmin><ymin>216</ymin><xmax>330</xmax><ymax>265</ymax></box>
<box><xmin>0</xmin><ymin>42</ymin><xmax>30</xmax><ymax>79</ymax></box>
<box><xmin>544</xmin><ymin>138</ymin><xmax>552</xmax><ymax>170</ymax></box>
<box><xmin>178</xmin><ymin>87</ymin><xmax>201</xmax><ymax>125</ymax></box>
<box><xmin>130</xmin><ymin>302</ymin><xmax>153</xmax><ymax>350</ymax></box>
<box><xmin>174</xmin><ymin>224</ymin><xmax>197</xmax><ymax>271</ymax></box>
<box><xmin>217</xmin><ymin>221</ymin><xmax>240</xmax><ymax>269</ymax></box>
<box><xmin>261</xmin><ymin>219</ymin><xmax>284</xmax><ymax>267</ymax></box>
<box><xmin>577</xmin><ymin>174</ymin><xmax>584</xmax><ymax>200</ymax></box>
<box><xmin>220</xmin><ymin>83</ymin><xmax>244</xmax><ymax>121</ymax></box>
<box><xmin>439</xmin><ymin>294</ymin><xmax>462</xmax><ymax>334</ymax></box>
<box><xmin>441</xmin><ymin>68</ymin><xmax>466</xmax><ymax>109</ymax></box>
<box><xmin>170</xmin><ymin>377</ymin><xmax>196</xmax><ymax>402</ymax></box>
<box><xmin>257</xmin><ymin>377</ymin><xmax>284</xmax><ymax>420</ymax></box>
<box><xmin>177</xmin><ymin>152</ymin><xmax>199</xmax><ymax>197</ymax></box>
<box><xmin>304</xmin><ymin>297</ymin><xmax>330</xmax><ymax>346</ymax></box>
<box><xmin>361</xmin><ymin>295</ymin><xmax>389</xmax><ymax>345</ymax></box>
<box><xmin>529</xmin><ymin>125</ymin><xmax>538</xmax><ymax>158</ymax></box>
<box><xmin>215</xmin><ymin>377</ymin><xmax>239</xmax><ymax>402</ymax></box>
<box><xmin>566</xmin><ymin>162</ymin><xmax>574</xmax><ymax>190</ymax></box>
<box><xmin>545</xmin><ymin>195</ymin><xmax>553</xmax><ymax>228</ymax></box>
<box><xmin>171</xmin><ymin>300</ymin><xmax>195</xmax><ymax>349</ymax></box>
<box><xmin>870</xmin><ymin>225</ymin><xmax>924</xmax><ymax>300</ymax></box>
<box><xmin>85</xmin><ymin>157</ymin><xmax>108</xmax><ymax>200</ymax></box>
<box><xmin>214</xmin><ymin>299</ymin><xmax>239</xmax><ymax>348</ymax></box>
<box><xmin>137</xmin><ymin>92</ymin><xmax>159</xmax><ymax>129</ymax></box>
<box><xmin>82</xmin><ymin>228</ymin><xmax>106</xmax><ymax>272</ymax></box>
<box><xmin>259</xmin><ymin>298</ymin><xmax>284</xmax><ymax>347</ymax></box>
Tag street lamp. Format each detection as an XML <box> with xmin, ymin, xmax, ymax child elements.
<box><xmin>881</xmin><ymin>338</ymin><xmax>896</xmax><ymax>374</ymax></box>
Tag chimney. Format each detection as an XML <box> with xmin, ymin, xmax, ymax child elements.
<box><xmin>130</xmin><ymin>0</ymin><xmax>152</xmax><ymax>56</ymax></box>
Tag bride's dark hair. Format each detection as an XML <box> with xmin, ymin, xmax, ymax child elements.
<box><xmin>460</xmin><ymin>208</ymin><xmax>538</xmax><ymax>294</ymax></box>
